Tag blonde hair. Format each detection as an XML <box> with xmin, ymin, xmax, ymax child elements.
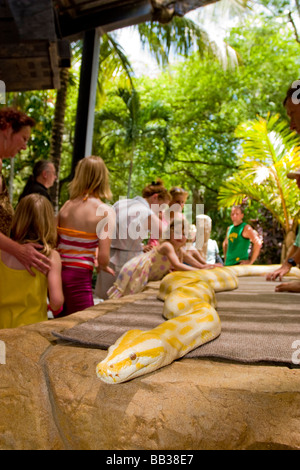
<box><xmin>142</xmin><ymin>179</ymin><xmax>171</xmax><ymax>202</ymax></box>
<box><xmin>187</xmin><ymin>224</ymin><xmax>197</xmax><ymax>242</ymax></box>
<box><xmin>161</xmin><ymin>214</ymin><xmax>190</xmax><ymax>241</ymax></box>
<box><xmin>69</xmin><ymin>156</ymin><xmax>112</xmax><ymax>200</ymax></box>
<box><xmin>195</xmin><ymin>215</ymin><xmax>212</xmax><ymax>260</ymax></box>
<box><xmin>11</xmin><ymin>194</ymin><xmax>57</xmax><ymax>256</ymax></box>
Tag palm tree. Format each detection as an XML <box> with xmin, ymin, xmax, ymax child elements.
<box><xmin>49</xmin><ymin>67</ymin><xmax>70</xmax><ymax>213</ymax></box>
<box><xmin>97</xmin><ymin>33</ymin><xmax>135</xmax><ymax>104</ymax></box>
<box><xmin>136</xmin><ymin>15</ymin><xmax>240</xmax><ymax>70</ymax></box>
<box><xmin>218</xmin><ymin>114</ymin><xmax>300</xmax><ymax>261</ymax></box>
<box><xmin>50</xmin><ymin>0</ymin><xmax>247</xmax><ymax>203</ymax></box>
<box><xmin>94</xmin><ymin>87</ymin><xmax>171</xmax><ymax>197</ymax></box>
<box><xmin>49</xmin><ymin>35</ymin><xmax>135</xmax><ymax>205</ymax></box>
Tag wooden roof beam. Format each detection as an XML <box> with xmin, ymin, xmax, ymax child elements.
<box><xmin>6</xmin><ymin>0</ymin><xmax>57</xmax><ymax>41</ymax></box>
<box><xmin>57</xmin><ymin>0</ymin><xmax>152</xmax><ymax>38</ymax></box>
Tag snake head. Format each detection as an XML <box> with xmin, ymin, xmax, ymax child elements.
<box><xmin>96</xmin><ymin>329</ymin><xmax>168</xmax><ymax>384</ymax></box>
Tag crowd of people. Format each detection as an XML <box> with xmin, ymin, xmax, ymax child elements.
<box><xmin>0</xmin><ymin>79</ymin><xmax>299</xmax><ymax>328</ymax></box>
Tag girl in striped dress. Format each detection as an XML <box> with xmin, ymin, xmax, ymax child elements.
<box><xmin>57</xmin><ymin>156</ymin><xmax>115</xmax><ymax>316</ymax></box>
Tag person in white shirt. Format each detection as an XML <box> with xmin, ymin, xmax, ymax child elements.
<box><xmin>95</xmin><ymin>179</ymin><xmax>171</xmax><ymax>299</ymax></box>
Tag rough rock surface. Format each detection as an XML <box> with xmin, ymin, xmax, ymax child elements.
<box><xmin>0</xmin><ymin>281</ymin><xmax>299</xmax><ymax>450</ymax></box>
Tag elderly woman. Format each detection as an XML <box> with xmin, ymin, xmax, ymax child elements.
<box><xmin>0</xmin><ymin>107</ymin><xmax>50</xmax><ymax>274</ymax></box>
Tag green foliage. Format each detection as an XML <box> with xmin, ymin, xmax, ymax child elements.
<box><xmin>129</xmin><ymin>14</ymin><xmax>300</xmax><ymax>244</ymax></box>
<box><xmin>97</xmin><ymin>34</ymin><xmax>135</xmax><ymax>105</ymax></box>
<box><xmin>93</xmin><ymin>86</ymin><xmax>171</xmax><ymax>198</ymax></box>
<box><xmin>137</xmin><ymin>16</ymin><xmax>239</xmax><ymax>69</ymax></box>
<box><xmin>3</xmin><ymin>91</ymin><xmax>55</xmax><ymax>206</ymax></box>
<box><xmin>218</xmin><ymin>114</ymin><xmax>300</xmax><ymax>235</ymax></box>
<box><xmin>4</xmin><ymin>5</ymin><xmax>300</xmax><ymax>260</ymax></box>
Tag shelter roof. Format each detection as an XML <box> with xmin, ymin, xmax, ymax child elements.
<box><xmin>0</xmin><ymin>0</ymin><xmax>218</xmax><ymax>92</ymax></box>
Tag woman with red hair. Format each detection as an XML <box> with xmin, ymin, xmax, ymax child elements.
<box><xmin>0</xmin><ymin>107</ymin><xmax>50</xmax><ymax>275</ymax></box>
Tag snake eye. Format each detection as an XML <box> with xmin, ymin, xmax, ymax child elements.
<box><xmin>130</xmin><ymin>353</ymin><xmax>137</xmax><ymax>361</ymax></box>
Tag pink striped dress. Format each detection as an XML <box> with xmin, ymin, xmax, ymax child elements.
<box><xmin>57</xmin><ymin>227</ymin><xmax>99</xmax><ymax>315</ymax></box>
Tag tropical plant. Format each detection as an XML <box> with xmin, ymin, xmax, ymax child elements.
<box><xmin>97</xmin><ymin>33</ymin><xmax>135</xmax><ymax>106</ymax></box>
<box><xmin>93</xmin><ymin>87</ymin><xmax>171</xmax><ymax>197</ymax></box>
<box><xmin>4</xmin><ymin>89</ymin><xmax>55</xmax><ymax>205</ymax></box>
<box><xmin>137</xmin><ymin>15</ymin><xmax>240</xmax><ymax>70</ymax></box>
<box><xmin>218</xmin><ymin>114</ymin><xmax>300</xmax><ymax>260</ymax></box>
<box><xmin>48</xmin><ymin>0</ymin><xmax>248</xmax><ymax>202</ymax></box>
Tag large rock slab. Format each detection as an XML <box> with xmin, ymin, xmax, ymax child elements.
<box><xmin>0</xmin><ymin>281</ymin><xmax>299</xmax><ymax>450</ymax></box>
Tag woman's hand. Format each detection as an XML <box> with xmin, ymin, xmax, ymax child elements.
<box><xmin>16</xmin><ymin>243</ymin><xmax>51</xmax><ymax>276</ymax></box>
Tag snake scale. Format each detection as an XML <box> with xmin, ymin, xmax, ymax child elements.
<box><xmin>96</xmin><ymin>265</ymin><xmax>300</xmax><ymax>384</ymax></box>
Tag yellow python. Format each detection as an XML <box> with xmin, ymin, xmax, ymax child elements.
<box><xmin>96</xmin><ymin>265</ymin><xmax>300</xmax><ymax>384</ymax></box>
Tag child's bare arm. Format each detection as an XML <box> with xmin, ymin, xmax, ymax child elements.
<box><xmin>97</xmin><ymin>237</ymin><xmax>115</xmax><ymax>276</ymax></box>
<box><xmin>182</xmin><ymin>250</ymin><xmax>217</xmax><ymax>269</ymax></box>
<box><xmin>159</xmin><ymin>242</ymin><xmax>195</xmax><ymax>271</ymax></box>
<box><xmin>182</xmin><ymin>250</ymin><xmax>206</xmax><ymax>268</ymax></box>
<box><xmin>96</xmin><ymin>209</ymin><xmax>115</xmax><ymax>276</ymax></box>
<box><xmin>47</xmin><ymin>250</ymin><xmax>64</xmax><ymax>311</ymax></box>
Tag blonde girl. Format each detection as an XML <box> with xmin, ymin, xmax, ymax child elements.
<box><xmin>0</xmin><ymin>194</ymin><xmax>63</xmax><ymax>328</ymax></box>
<box><xmin>57</xmin><ymin>156</ymin><xmax>115</xmax><ymax>315</ymax></box>
<box><xmin>108</xmin><ymin>216</ymin><xmax>197</xmax><ymax>299</ymax></box>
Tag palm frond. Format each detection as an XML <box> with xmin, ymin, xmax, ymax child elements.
<box><xmin>218</xmin><ymin>114</ymin><xmax>300</xmax><ymax>233</ymax></box>
<box><xmin>96</xmin><ymin>34</ymin><xmax>136</xmax><ymax>106</ymax></box>
<box><xmin>105</xmin><ymin>34</ymin><xmax>135</xmax><ymax>86</ymax></box>
<box><xmin>195</xmin><ymin>0</ymin><xmax>251</xmax><ymax>24</ymax></box>
<box><xmin>137</xmin><ymin>15</ymin><xmax>240</xmax><ymax>69</ymax></box>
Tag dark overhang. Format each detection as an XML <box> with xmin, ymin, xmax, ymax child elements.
<box><xmin>0</xmin><ymin>0</ymin><xmax>218</xmax><ymax>92</ymax></box>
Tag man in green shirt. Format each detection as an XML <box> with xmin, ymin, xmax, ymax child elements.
<box><xmin>223</xmin><ymin>205</ymin><xmax>262</xmax><ymax>266</ymax></box>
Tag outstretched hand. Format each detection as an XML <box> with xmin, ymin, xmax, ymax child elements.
<box><xmin>202</xmin><ymin>264</ymin><xmax>218</xmax><ymax>269</ymax></box>
<box><xmin>266</xmin><ymin>263</ymin><xmax>291</xmax><ymax>282</ymax></box>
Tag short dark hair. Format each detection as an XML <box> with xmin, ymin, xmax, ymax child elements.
<box><xmin>283</xmin><ymin>80</ymin><xmax>300</xmax><ymax>106</ymax></box>
<box><xmin>32</xmin><ymin>160</ymin><xmax>52</xmax><ymax>180</ymax></box>
<box><xmin>232</xmin><ymin>204</ymin><xmax>245</xmax><ymax>214</ymax></box>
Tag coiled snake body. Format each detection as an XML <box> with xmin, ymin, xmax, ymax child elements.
<box><xmin>96</xmin><ymin>265</ymin><xmax>300</xmax><ymax>384</ymax></box>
